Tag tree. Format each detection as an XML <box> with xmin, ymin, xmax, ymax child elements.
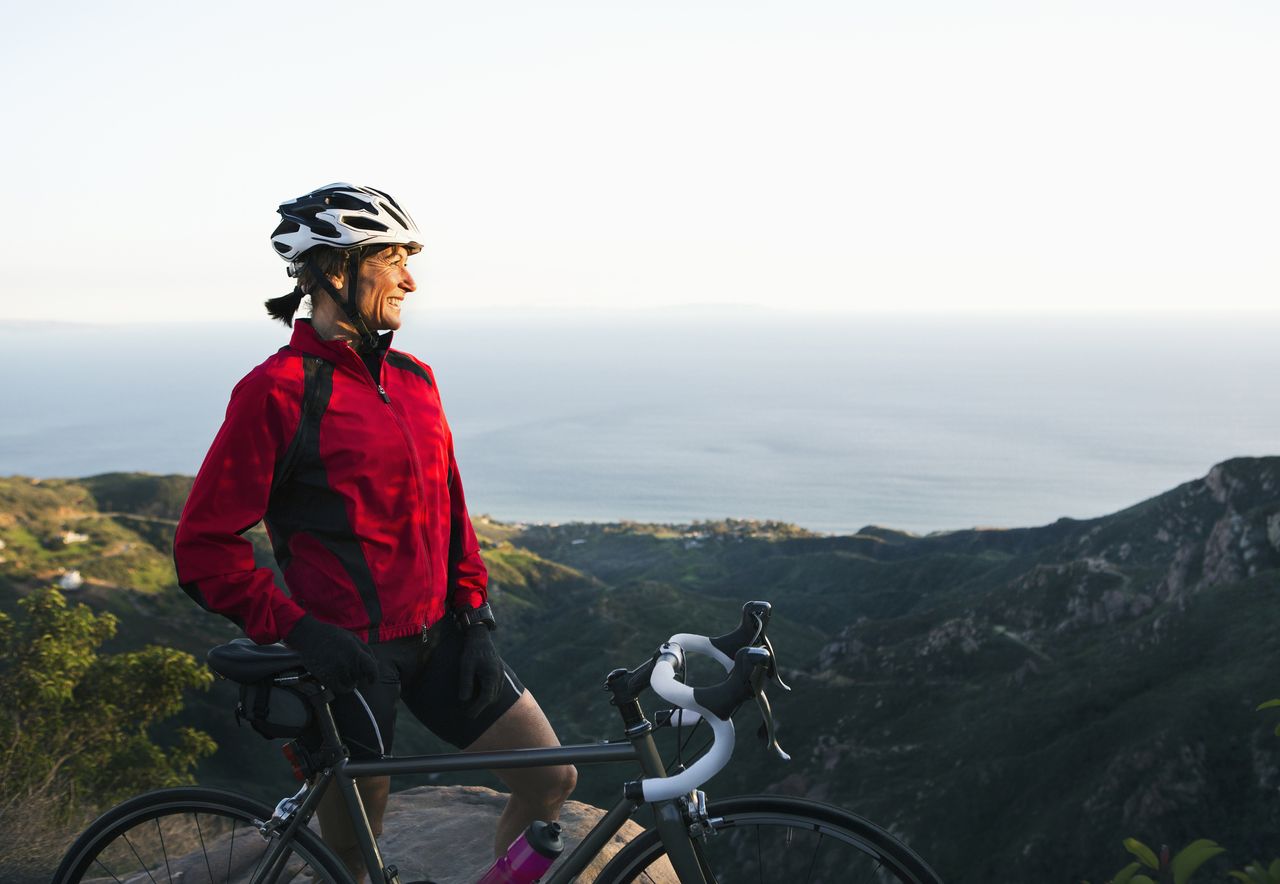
<box><xmin>0</xmin><ymin>587</ymin><xmax>216</xmax><ymax>825</ymax></box>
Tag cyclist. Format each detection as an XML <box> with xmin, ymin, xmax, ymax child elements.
<box><xmin>173</xmin><ymin>183</ymin><xmax>575</xmax><ymax>882</ymax></box>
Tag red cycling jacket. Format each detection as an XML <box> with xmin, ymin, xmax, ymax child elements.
<box><xmin>174</xmin><ymin>319</ymin><xmax>487</xmax><ymax>645</ymax></box>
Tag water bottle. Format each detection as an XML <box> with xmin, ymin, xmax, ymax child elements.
<box><xmin>476</xmin><ymin>820</ymin><xmax>565</xmax><ymax>884</ymax></box>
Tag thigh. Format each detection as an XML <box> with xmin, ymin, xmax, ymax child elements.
<box><xmin>466</xmin><ymin>690</ymin><xmax>561</xmax><ymax>753</ymax></box>
<box><xmin>400</xmin><ymin>622</ymin><xmax>525</xmax><ymax>749</ymax></box>
<box><xmin>302</xmin><ymin>639</ymin><xmax>410</xmax><ymax>761</ymax></box>
<box><xmin>468</xmin><ymin>691</ymin><xmax>570</xmax><ymax>797</ymax></box>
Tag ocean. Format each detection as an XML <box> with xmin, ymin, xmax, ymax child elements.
<box><xmin>3</xmin><ymin>312</ymin><xmax>1277</xmax><ymax>535</ymax></box>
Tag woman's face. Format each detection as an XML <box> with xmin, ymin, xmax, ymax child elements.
<box><xmin>355</xmin><ymin>245</ymin><xmax>416</xmax><ymax>331</ymax></box>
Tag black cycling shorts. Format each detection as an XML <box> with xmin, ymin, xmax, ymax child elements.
<box><xmin>306</xmin><ymin>620</ymin><xmax>525</xmax><ymax>761</ymax></box>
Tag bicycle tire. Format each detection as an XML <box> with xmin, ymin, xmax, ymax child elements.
<box><xmin>595</xmin><ymin>794</ymin><xmax>943</xmax><ymax>884</ymax></box>
<box><xmin>52</xmin><ymin>786</ymin><xmax>350</xmax><ymax>884</ymax></box>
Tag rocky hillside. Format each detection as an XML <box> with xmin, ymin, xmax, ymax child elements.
<box><xmin>1</xmin><ymin>458</ymin><xmax>1277</xmax><ymax>881</ymax></box>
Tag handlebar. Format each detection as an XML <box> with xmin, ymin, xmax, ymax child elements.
<box><xmin>626</xmin><ymin>601</ymin><xmax>787</xmax><ymax>803</ymax></box>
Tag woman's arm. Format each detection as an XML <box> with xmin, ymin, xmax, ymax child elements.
<box><xmin>174</xmin><ymin>366</ymin><xmax>307</xmax><ymax>643</ymax></box>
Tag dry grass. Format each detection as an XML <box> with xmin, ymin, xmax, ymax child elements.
<box><xmin>0</xmin><ymin>793</ymin><xmax>92</xmax><ymax>884</ymax></box>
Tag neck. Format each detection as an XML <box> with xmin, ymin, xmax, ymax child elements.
<box><xmin>309</xmin><ymin>292</ymin><xmax>363</xmax><ymax>344</ymax></box>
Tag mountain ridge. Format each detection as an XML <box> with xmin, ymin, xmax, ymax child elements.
<box><xmin>1</xmin><ymin>457</ymin><xmax>1277</xmax><ymax>880</ymax></box>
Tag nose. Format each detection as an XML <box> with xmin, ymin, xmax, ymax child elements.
<box><xmin>401</xmin><ymin>266</ymin><xmax>416</xmax><ymax>292</ymax></box>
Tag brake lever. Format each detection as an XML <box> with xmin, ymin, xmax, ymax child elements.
<box><xmin>761</xmin><ymin>633</ymin><xmax>791</xmax><ymax>692</ymax></box>
<box><xmin>754</xmin><ymin>689</ymin><xmax>791</xmax><ymax>762</ymax></box>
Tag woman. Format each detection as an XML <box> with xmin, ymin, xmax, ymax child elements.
<box><xmin>174</xmin><ymin>183</ymin><xmax>575</xmax><ymax>881</ymax></box>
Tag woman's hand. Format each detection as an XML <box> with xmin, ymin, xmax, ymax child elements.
<box><xmin>285</xmin><ymin>615</ymin><xmax>379</xmax><ymax>694</ymax></box>
<box><xmin>457</xmin><ymin>625</ymin><xmax>503</xmax><ymax>717</ymax></box>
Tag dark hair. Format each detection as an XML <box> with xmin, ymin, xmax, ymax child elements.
<box><xmin>263</xmin><ymin>246</ymin><xmax>359</xmax><ymax>326</ymax></box>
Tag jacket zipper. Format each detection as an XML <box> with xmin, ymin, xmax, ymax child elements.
<box><xmin>368</xmin><ymin>373</ymin><xmax>435</xmax><ymax>595</ymax></box>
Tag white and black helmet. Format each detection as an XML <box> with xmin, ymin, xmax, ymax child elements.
<box><xmin>271</xmin><ymin>183</ymin><xmax>423</xmax><ymax>270</ymax></box>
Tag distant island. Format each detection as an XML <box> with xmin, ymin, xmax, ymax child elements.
<box><xmin>1</xmin><ymin>457</ymin><xmax>1278</xmax><ymax>881</ymax></box>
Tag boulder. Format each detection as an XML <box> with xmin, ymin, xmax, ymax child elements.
<box><xmin>373</xmin><ymin>785</ymin><xmax>677</xmax><ymax>883</ymax></box>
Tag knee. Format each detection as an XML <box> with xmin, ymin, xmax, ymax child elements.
<box><xmin>515</xmin><ymin>764</ymin><xmax>576</xmax><ymax>808</ymax></box>
<box><xmin>551</xmin><ymin>764</ymin><xmax>577</xmax><ymax>804</ymax></box>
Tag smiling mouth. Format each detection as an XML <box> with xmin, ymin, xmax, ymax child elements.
<box><xmin>387</xmin><ymin>298</ymin><xmax>403</xmax><ymax>308</ymax></box>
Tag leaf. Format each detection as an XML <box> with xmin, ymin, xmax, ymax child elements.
<box><xmin>1256</xmin><ymin>699</ymin><xmax>1280</xmax><ymax>711</ymax></box>
<box><xmin>1125</xmin><ymin>839</ymin><xmax>1160</xmax><ymax>870</ymax></box>
<box><xmin>1111</xmin><ymin>861</ymin><xmax>1141</xmax><ymax>884</ymax></box>
<box><xmin>1269</xmin><ymin>859</ymin><xmax>1280</xmax><ymax>879</ymax></box>
<box><xmin>1227</xmin><ymin>873</ymin><xmax>1251</xmax><ymax>883</ymax></box>
<box><xmin>1131</xmin><ymin>876</ymin><xmax>1158</xmax><ymax>884</ymax></box>
<box><xmin>1171</xmin><ymin>839</ymin><xmax>1224</xmax><ymax>884</ymax></box>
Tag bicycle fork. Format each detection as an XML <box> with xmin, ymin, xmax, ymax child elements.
<box><xmin>611</xmin><ymin>673</ymin><xmax>712</xmax><ymax>884</ymax></box>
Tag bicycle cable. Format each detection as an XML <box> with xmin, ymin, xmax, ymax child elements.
<box><xmin>667</xmin><ymin>714</ymin><xmax>714</xmax><ymax>776</ymax></box>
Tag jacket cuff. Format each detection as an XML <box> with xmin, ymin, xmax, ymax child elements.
<box><xmin>451</xmin><ymin>588</ymin><xmax>486</xmax><ymax>611</ymax></box>
<box><xmin>269</xmin><ymin>601</ymin><xmax>310</xmax><ymax>645</ymax></box>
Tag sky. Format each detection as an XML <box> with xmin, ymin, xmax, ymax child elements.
<box><xmin>1</xmin><ymin>0</ymin><xmax>1276</xmax><ymax>323</ymax></box>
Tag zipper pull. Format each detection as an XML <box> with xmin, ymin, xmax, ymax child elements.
<box><xmin>377</xmin><ymin>384</ymin><xmax>391</xmax><ymax>404</ymax></box>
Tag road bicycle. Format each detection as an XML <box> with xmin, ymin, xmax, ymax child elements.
<box><xmin>53</xmin><ymin>601</ymin><xmax>943</xmax><ymax>883</ymax></box>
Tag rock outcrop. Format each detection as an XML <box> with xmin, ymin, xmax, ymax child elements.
<box><xmin>359</xmin><ymin>785</ymin><xmax>675</xmax><ymax>883</ymax></box>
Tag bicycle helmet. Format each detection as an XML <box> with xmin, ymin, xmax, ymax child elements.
<box><xmin>270</xmin><ymin>183</ymin><xmax>422</xmax><ymax>349</ymax></box>
<box><xmin>271</xmin><ymin>183</ymin><xmax>423</xmax><ymax>269</ymax></box>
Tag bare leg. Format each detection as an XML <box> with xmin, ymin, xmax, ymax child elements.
<box><xmin>315</xmin><ymin>774</ymin><xmax>391</xmax><ymax>884</ymax></box>
<box><xmin>466</xmin><ymin>691</ymin><xmax>578</xmax><ymax>857</ymax></box>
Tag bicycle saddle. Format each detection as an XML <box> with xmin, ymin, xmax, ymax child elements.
<box><xmin>207</xmin><ymin>638</ymin><xmax>306</xmax><ymax>684</ymax></box>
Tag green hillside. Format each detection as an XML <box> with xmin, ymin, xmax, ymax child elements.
<box><xmin>1</xmin><ymin>460</ymin><xmax>1277</xmax><ymax>881</ymax></box>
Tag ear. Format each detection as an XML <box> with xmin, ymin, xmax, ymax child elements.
<box><xmin>327</xmin><ymin>271</ymin><xmax>345</xmax><ymax>291</ymax></box>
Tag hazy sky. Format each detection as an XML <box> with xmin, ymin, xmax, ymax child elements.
<box><xmin>2</xmin><ymin>1</ymin><xmax>1275</xmax><ymax>323</ymax></box>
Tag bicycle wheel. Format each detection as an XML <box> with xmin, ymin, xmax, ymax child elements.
<box><xmin>52</xmin><ymin>786</ymin><xmax>350</xmax><ymax>884</ymax></box>
<box><xmin>595</xmin><ymin>795</ymin><xmax>943</xmax><ymax>884</ymax></box>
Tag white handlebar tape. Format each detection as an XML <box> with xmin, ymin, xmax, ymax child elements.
<box><xmin>642</xmin><ymin>643</ymin><xmax>736</xmax><ymax>802</ymax></box>
<box><xmin>666</xmin><ymin>633</ymin><xmax>734</xmax><ymax>671</ymax></box>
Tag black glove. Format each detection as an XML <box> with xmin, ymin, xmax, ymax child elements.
<box><xmin>285</xmin><ymin>615</ymin><xmax>378</xmax><ymax>694</ymax></box>
<box><xmin>457</xmin><ymin>624</ymin><xmax>503</xmax><ymax>717</ymax></box>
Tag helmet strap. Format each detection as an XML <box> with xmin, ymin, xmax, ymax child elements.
<box><xmin>343</xmin><ymin>250</ymin><xmax>381</xmax><ymax>351</ymax></box>
<box><xmin>307</xmin><ymin>251</ymin><xmax>380</xmax><ymax>352</ymax></box>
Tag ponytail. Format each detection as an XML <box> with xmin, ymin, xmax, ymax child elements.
<box><xmin>264</xmin><ymin>286</ymin><xmax>307</xmax><ymax>326</ymax></box>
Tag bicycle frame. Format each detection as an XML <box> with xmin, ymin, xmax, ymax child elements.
<box><xmin>257</xmin><ymin>688</ymin><xmax>712</xmax><ymax>884</ymax></box>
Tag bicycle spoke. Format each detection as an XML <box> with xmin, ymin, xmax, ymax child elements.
<box><xmin>803</xmin><ymin>832</ymin><xmax>825</xmax><ymax>884</ymax></box>
<box><xmin>227</xmin><ymin>818</ymin><xmax>238</xmax><ymax>883</ymax></box>
<box><xmin>756</xmin><ymin>823</ymin><xmax>764</xmax><ymax>884</ymax></box>
<box><xmin>195</xmin><ymin>814</ymin><xmax>216</xmax><ymax>883</ymax></box>
<box><xmin>91</xmin><ymin>857</ymin><xmax>126</xmax><ymax>884</ymax></box>
<box><xmin>155</xmin><ymin>816</ymin><xmax>173</xmax><ymax>882</ymax></box>
<box><xmin>122</xmin><ymin>831</ymin><xmax>162</xmax><ymax>884</ymax></box>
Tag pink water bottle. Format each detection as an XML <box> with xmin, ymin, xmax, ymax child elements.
<box><xmin>476</xmin><ymin>821</ymin><xmax>564</xmax><ymax>884</ymax></box>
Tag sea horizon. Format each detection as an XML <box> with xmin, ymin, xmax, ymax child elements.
<box><xmin>5</xmin><ymin>311</ymin><xmax>1278</xmax><ymax>535</ymax></box>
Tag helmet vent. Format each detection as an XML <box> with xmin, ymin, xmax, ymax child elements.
<box><xmin>381</xmin><ymin>203</ymin><xmax>409</xmax><ymax>229</ymax></box>
<box><xmin>327</xmin><ymin>192</ymin><xmax>375</xmax><ymax>212</ymax></box>
<box><xmin>344</xmin><ymin>216</ymin><xmax>390</xmax><ymax>232</ymax></box>
<box><xmin>307</xmin><ymin>217</ymin><xmax>341</xmax><ymax>239</ymax></box>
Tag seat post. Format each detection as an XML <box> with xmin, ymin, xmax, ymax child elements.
<box><xmin>311</xmin><ymin>691</ymin><xmax>350</xmax><ymax>766</ymax></box>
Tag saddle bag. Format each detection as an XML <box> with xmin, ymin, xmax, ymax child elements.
<box><xmin>236</xmin><ymin>679</ymin><xmax>320</xmax><ymax>740</ymax></box>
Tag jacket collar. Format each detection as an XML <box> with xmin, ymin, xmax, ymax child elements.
<box><xmin>289</xmin><ymin>319</ymin><xmax>394</xmax><ymax>363</ymax></box>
